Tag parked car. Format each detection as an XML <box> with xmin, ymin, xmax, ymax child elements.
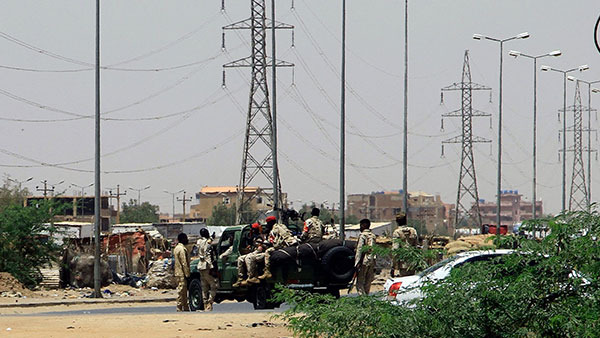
<box><xmin>383</xmin><ymin>249</ymin><xmax>515</xmax><ymax>304</ymax></box>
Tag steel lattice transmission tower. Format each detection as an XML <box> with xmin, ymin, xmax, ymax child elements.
<box><xmin>222</xmin><ymin>0</ymin><xmax>293</xmax><ymax>223</ymax></box>
<box><xmin>560</xmin><ymin>82</ymin><xmax>589</xmax><ymax>210</ymax></box>
<box><xmin>441</xmin><ymin>50</ymin><xmax>491</xmax><ymax>227</ymax></box>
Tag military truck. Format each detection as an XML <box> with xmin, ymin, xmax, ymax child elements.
<box><xmin>188</xmin><ymin>224</ymin><xmax>356</xmax><ymax>310</ymax></box>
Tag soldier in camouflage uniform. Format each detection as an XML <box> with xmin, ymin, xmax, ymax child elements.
<box><xmin>301</xmin><ymin>207</ymin><xmax>324</xmax><ymax>243</ymax></box>
<box><xmin>391</xmin><ymin>212</ymin><xmax>418</xmax><ymax>277</ymax></box>
<box><xmin>256</xmin><ymin>215</ymin><xmax>298</xmax><ymax>280</ymax></box>
<box><xmin>355</xmin><ymin>218</ymin><xmax>377</xmax><ymax>295</ymax></box>
<box><xmin>196</xmin><ymin>228</ymin><xmax>217</xmax><ymax>311</ymax></box>
<box><xmin>232</xmin><ymin>223</ymin><xmax>265</xmax><ymax>287</ymax></box>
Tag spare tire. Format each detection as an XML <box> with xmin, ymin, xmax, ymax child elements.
<box><xmin>321</xmin><ymin>246</ymin><xmax>355</xmax><ymax>284</ymax></box>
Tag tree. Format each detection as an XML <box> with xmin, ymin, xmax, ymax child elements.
<box><xmin>0</xmin><ymin>175</ymin><xmax>30</xmax><ymax>212</ymax></box>
<box><xmin>0</xmin><ymin>201</ymin><xmax>63</xmax><ymax>288</ymax></box>
<box><xmin>276</xmin><ymin>210</ymin><xmax>600</xmax><ymax>337</ymax></box>
<box><xmin>120</xmin><ymin>199</ymin><xmax>159</xmax><ymax>223</ymax></box>
<box><xmin>207</xmin><ymin>203</ymin><xmax>236</xmax><ymax>226</ymax></box>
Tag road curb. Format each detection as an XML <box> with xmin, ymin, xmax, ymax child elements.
<box><xmin>0</xmin><ymin>297</ymin><xmax>176</xmax><ymax>308</ymax></box>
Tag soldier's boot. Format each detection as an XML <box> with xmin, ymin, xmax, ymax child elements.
<box><xmin>258</xmin><ymin>268</ymin><xmax>272</xmax><ymax>280</ymax></box>
<box><xmin>232</xmin><ymin>277</ymin><xmax>245</xmax><ymax>288</ymax></box>
<box><xmin>246</xmin><ymin>277</ymin><xmax>260</xmax><ymax>284</ymax></box>
<box><xmin>204</xmin><ymin>303</ymin><xmax>213</xmax><ymax>311</ymax></box>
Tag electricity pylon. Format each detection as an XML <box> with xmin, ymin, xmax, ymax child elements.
<box><xmin>222</xmin><ymin>0</ymin><xmax>293</xmax><ymax>223</ymax></box>
<box><xmin>441</xmin><ymin>50</ymin><xmax>491</xmax><ymax>228</ymax></box>
<box><xmin>560</xmin><ymin>82</ymin><xmax>589</xmax><ymax>210</ymax></box>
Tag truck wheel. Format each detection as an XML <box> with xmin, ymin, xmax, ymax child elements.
<box><xmin>321</xmin><ymin>246</ymin><xmax>355</xmax><ymax>283</ymax></box>
<box><xmin>253</xmin><ymin>284</ymin><xmax>276</xmax><ymax>310</ymax></box>
<box><xmin>188</xmin><ymin>278</ymin><xmax>204</xmax><ymax>311</ymax></box>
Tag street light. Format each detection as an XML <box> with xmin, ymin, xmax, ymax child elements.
<box><xmin>541</xmin><ymin>64</ymin><xmax>589</xmax><ymax>211</ymax></box>
<box><xmin>7</xmin><ymin>176</ymin><xmax>33</xmax><ymax>190</ymax></box>
<box><xmin>70</xmin><ymin>183</ymin><xmax>94</xmax><ymax>216</ymax></box>
<box><xmin>473</xmin><ymin>31</ymin><xmax>529</xmax><ymax>233</ymax></box>
<box><xmin>508</xmin><ymin>49</ymin><xmax>561</xmax><ymax>219</ymax></box>
<box><xmin>129</xmin><ymin>185</ymin><xmax>151</xmax><ymax>205</ymax></box>
<box><xmin>163</xmin><ymin>189</ymin><xmax>184</xmax><ymax>222</ymax></box>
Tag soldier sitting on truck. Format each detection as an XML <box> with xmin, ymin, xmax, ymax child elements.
<box><xmin>255</xmin><ymin>215</ymin><xmax>298</xmax><ymax>280</ymax></box>
<box><xmin>301</xmin><ymin>207</ymin><xmax>325</xmax><ymax>243</ymax></box>
<box><xmin>232</xmin><ymin>222</ymin><xmax>267</xmax><ymax>287</ymax></box>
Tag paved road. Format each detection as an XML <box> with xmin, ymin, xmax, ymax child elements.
<box><xmin>11</xmin><ymin>302</ymin><xmax>288</xmax><ymax>316</ymax></box>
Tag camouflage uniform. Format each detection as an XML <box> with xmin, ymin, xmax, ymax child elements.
<box><xmin>301</xmin><ymin>216</ymin><xmax>324</xmax><ymax>243</ymax></box>
<box><xmin>173</xmin><ymin>242</ymin><xmax>190</xmax><ymax>311</ymax></box>
<box><xmin>392</xmin><ymin>226</ymin><xmax>418</xmax><ymax>276</ymax></box>
<box><xmin>256</xmin><ymin>223</ymin><xmax>298</xmax><ymax>279</ymax></box>
<box><xmin>355</xmin><ymin>229</ymin><xmax>377</xmax><ymax>295</ymax></box>
<box><xmin>196</xmin><ymin>237</ymin><xmax>217</xmax><ymax>310</ymax></box>
<box><xmin>233</xmin><ymin>234</ymin><xmax>265</xmax><ymax>287</ymax></box>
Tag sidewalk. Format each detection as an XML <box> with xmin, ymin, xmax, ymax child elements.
<box><xmin>0</xmin><ymin>295</ymin><xmax>176</xmax><ymax>308</ymax></box>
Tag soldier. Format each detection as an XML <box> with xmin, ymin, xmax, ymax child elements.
<box><xmin>196</xmin><ymin>228</ymin><xmax>217</xmax><ymax>311</ymax></box>
<box><xmin>301</xmin><ymin>207</ymin><xmax>324</xmax><ymax>243</ymax></box>
<box><xmin>174</xmin><ymin>233</ymin><xmax>191</xmax><ymax>311</ymax></box>
<box><xmin>257</xmin><ymin>215</ymin><xmax>298</xmax><ymax>280</ymax></box>
<box><xmin>232</xmin><ymin>222</ymin><xmax>265</xmax><ymax>287</ymax></box>
<box><xmin>355</xmin><ymin>218</ymin><xmax>377</xmax><ymax>296</ymax></box>
<box><xmin>391</xmin><ymin>212</ymin><xmax>418</xmax><ymax>277</ymax></box>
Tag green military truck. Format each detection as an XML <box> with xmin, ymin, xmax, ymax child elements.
<box><xmin>188</xmin><ymin>224</ymin><xmax>356</xmax><ymax>310</ymax></box>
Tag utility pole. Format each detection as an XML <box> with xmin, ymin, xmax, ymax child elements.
<box><xmin>109</xmin><ymin>185</ymin><xmax>126</xmax><ymax>224</ymax></box>
<box><xmin>177</xmin><ymin>191</ymin><xmax>192</xmax><ymax>222</ymax></box>
<box><xmin>36</xmin><ymin>180</ymin><xmax>64</xmax><ymax>199</ymax></box>
<box><xmin>71</xmin><ymin>182</ymin><xmax>93</xmax><ymax>218</ymax></box>
<box><xmin>339</xmin><ymin>0</ymin><xmax>347</xmax><ymax>241</ymax></box>
<box><xmin>560</xmin><ymin>82</ymin><xmax>589</xmax><ymax>211</ymax></box>
<box><xmin>402</xmin><ymin>0</ymin><xmax>409</xmax><ymax>222</ymax></box>
<box><xmin>93</xmin><ymin>0</ymin><xmax>102</xmax><ymax>299</ymax></box>
<box><xmin>441</xmin><ymin>50</ymin><xmax>491</xmax><ymax>228</ymax></box>
<box><xmin>221</xmin><ymin>0</ymin><xmax>293</xmax><ymax>223</ymax></box>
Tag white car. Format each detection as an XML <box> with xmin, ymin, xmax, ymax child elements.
<box><xmin>383</xmin><ymin>249</ymin><xmax>515</xmax><ymax>304</ymax></box>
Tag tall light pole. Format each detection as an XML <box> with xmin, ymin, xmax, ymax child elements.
<box><xmin>339</xmin><ymin>0</ymin><xmax>346</xmax><ymax>241</ymax></box>
<box><xmin>36</xmin><ymin>179</ymin><xmax>64</xmax><ymax>198</ymax></box>
<box><xmin>8</xmin><ymin>176</ymin><xmax>33</xmax><ymax>191</ymax></box>
<box><xmin>402</xmin><ymin>0</ymin><xmax>409</xmax><ymax>221</ymax></box>
<box><xmin>93</xmin><ymin>0</ymin><xmax>101</xmax><ymax>299</ymax></box>
<box><xmin>128</xmin><ymin>185</ymin><xmax>150</xmax><ymax>205</ymax></box>
<box><xmin>164</xmin><ymin>189</ymin><xmax>184</xmax><ymax>222</ymax></box>
<box><xmin>473</xmin><ymin>31</ymin><xmax>529</xmax><ymax>232</ymax></box>
<box><xmin>541</xmin><ymin>64</ymin><xmax>589</xmax><ymax>212</ymax></box>
<box><xmin>568</xmin><ymin>78</ymin><xmax>600</xmax><ymax>209</ymax></box>
<box><xmin>508</xmin><ymin>49</ymin><xmax>561</xmax><ymax>219</ymax></box>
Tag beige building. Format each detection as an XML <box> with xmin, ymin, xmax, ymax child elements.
<box><xmin>347</xmin><ymin>190</ymin><xmax>452</xmax><ymax>234</ymax></box>
<box><xmin>477</xmin><ymin>190</ymin><xmax>543</xmax><ymax>226</ymax></box>
<box><xmin>189</xmin><ymin>186</ymin><xmax>286</xmax><ymax>223</ymax></box>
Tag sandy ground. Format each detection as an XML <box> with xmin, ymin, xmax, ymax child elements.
<box><xmin>0</xmin><ymin>284</ymin><xmax>177</xmax><ymax>304</ymax></box>
<box><xmin>0</xmin><ymin>302</ymin><xmax>292</xmax><ymax>337</ymax></box>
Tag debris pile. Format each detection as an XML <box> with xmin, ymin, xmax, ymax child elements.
<box><xmin>146</xmin><ymin>258</ymin><xmax>177</xmax><ymax>289</ymax></box>
<box><xmin>0</xmin><ymin>272</ymin><xmax>32</xmax><ymax>297</ymax></box>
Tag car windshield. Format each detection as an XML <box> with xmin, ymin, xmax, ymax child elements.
<box><xmin>418</xmin><ymin>255</ymin><xmax>460</xmax><ymax>277</ymax></box>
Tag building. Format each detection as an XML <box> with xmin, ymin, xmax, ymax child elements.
<box><xmin>25</xmin><ymin>195</ymin><xmax>114</xmax><ymax>231</ymax></box>
<box><xmin>188</xmin><ymin>186</ymin><xmax>287</xmax><ymax>223</ymax></box>
<box><xmin>347</xmin><ymin>190</ymin><xmax>452</xmax><ymax>234</ymax></box>
<box><xmin>477</xmin><ymin>190</ymin><xmax>543</xmax><ymax>226</ymax></box>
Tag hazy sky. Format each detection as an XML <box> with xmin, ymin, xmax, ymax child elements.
<box><xmin>1</xmin><ymin>1</ymin><xmax>599</xmax><ymax>216</ymax></box>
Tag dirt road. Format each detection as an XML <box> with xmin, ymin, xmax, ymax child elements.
<box><xmin>1</xmin><ymin>302</ymin><xmax>291</xmax><ymax>337</ymax></box>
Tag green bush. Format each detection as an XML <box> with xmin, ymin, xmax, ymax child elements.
<box><xmin>276</xmin><ymin>210</ymin><xmax>600</xmax><ymax>337</ymax></box>
<box><xmin>0</xmin><ymin>201</ymin><xmax>63</xmax><ymax>288</ymax></box>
